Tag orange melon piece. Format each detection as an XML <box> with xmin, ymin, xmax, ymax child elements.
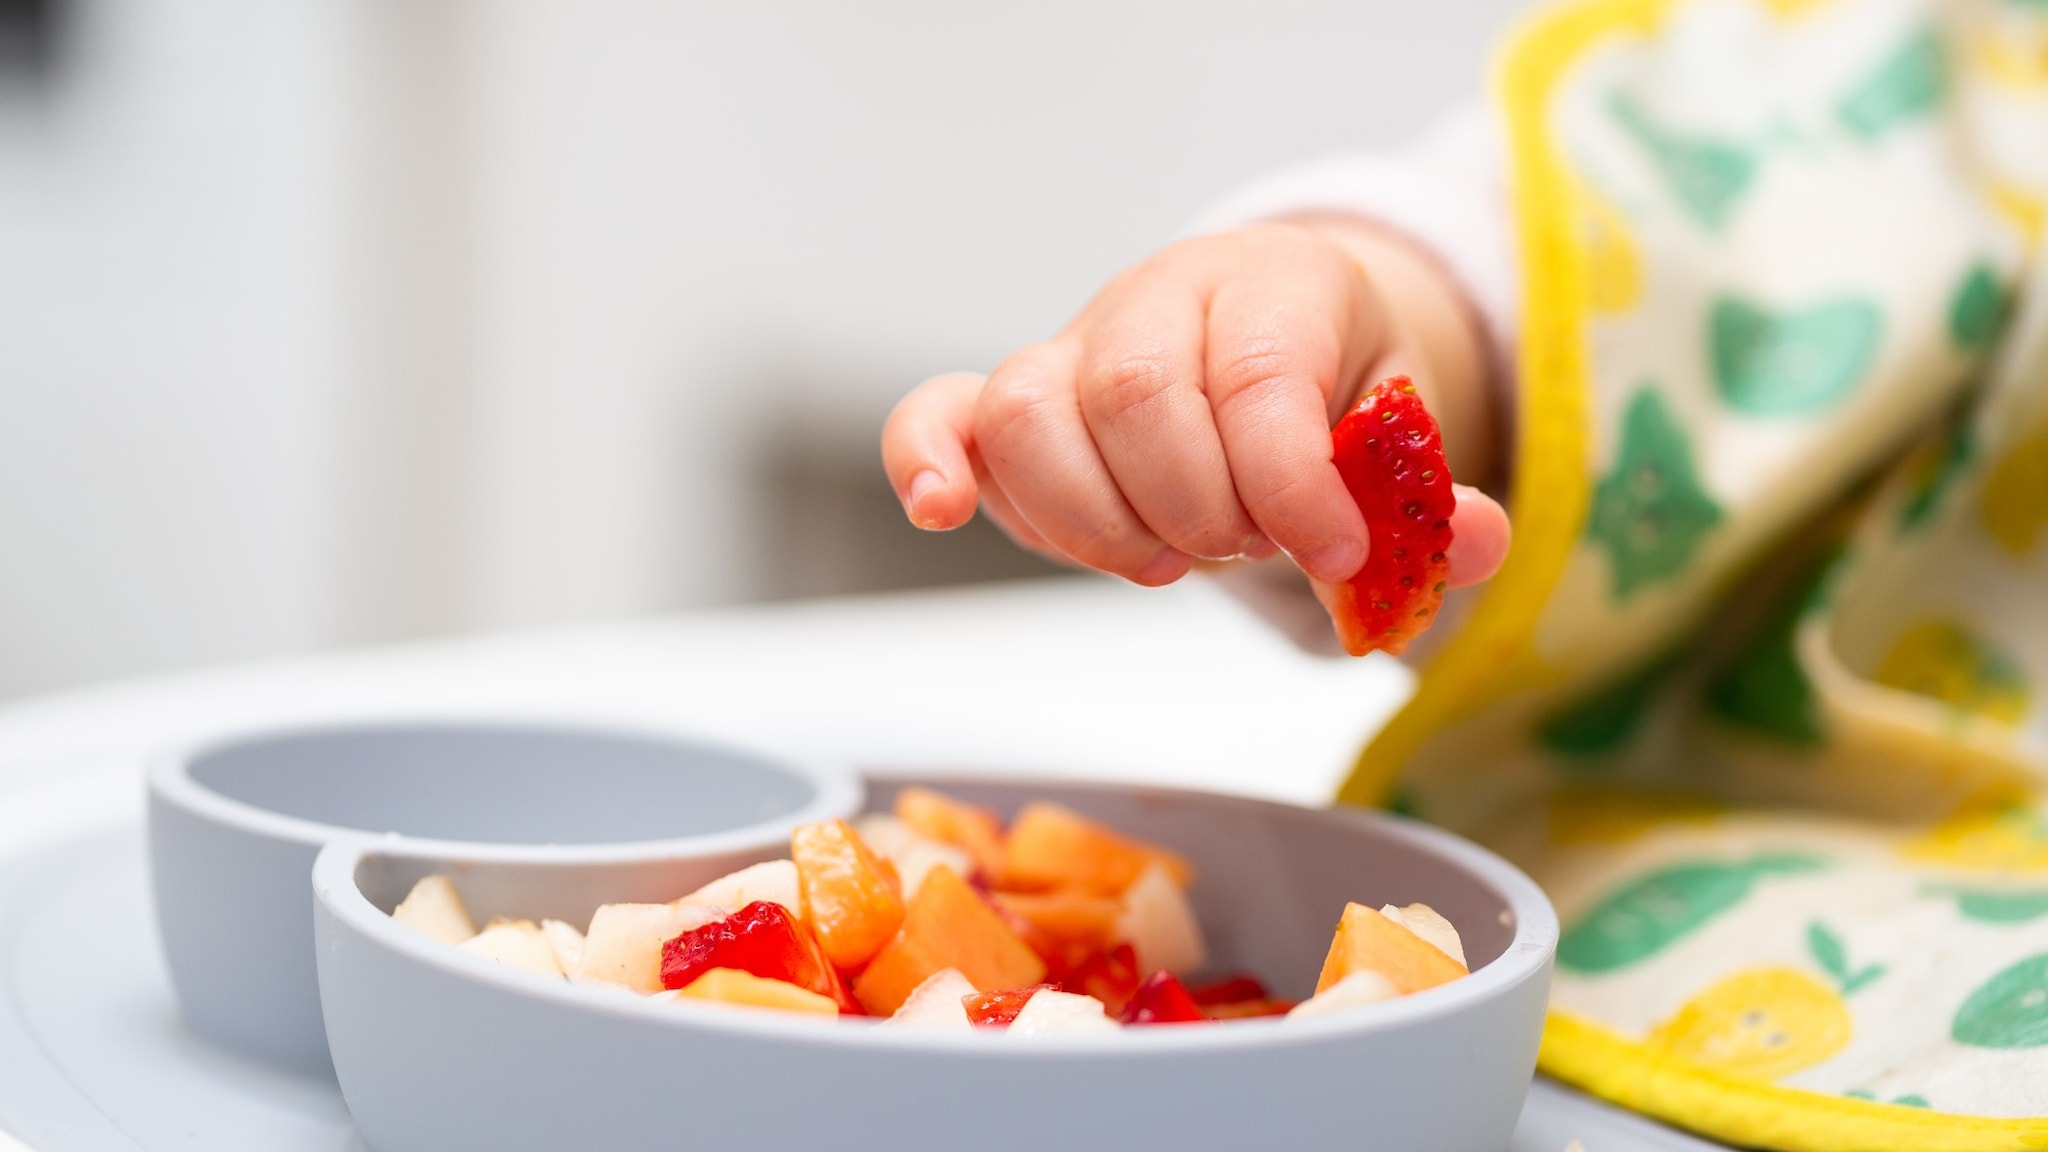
<box><xmin>791</xmin><ymin>819</ymin><xmax>905</xmax><ymax>971</ymax></box>
<box><xmin>674</xmin><ymin>968</ymin><xmax>839</xmax><ymax>1016</ymax></box>
<box><xmin>1001</xmin><ymin>802</ymin><xmax>1193</xmax><ymax>895</ymax></box>
<box><xmin>1315</xmin><ymin>902</ymin><xmax>1468</xmax><ymax>995</ymax></box>
<box><xmin>991</xmin><ymin>890</ymin><xmax>1122</xmax><ymax>952</ymax></box>
<box><xmin>852</xmin><ymin>865</ymin><xmax>1045</xmax><ymax>1015</ymax></box>
<box><xmin>894</xmin><ymin>787</ymin><xmax>1007</xmax><ymax>881</ymax></box>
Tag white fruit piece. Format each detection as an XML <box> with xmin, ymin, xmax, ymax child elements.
<box><xmin>676</xmin><ymin>860</ymin><xmax>801</xmax><ymax>918</ymax></box>
<box><xmin>391</xmin><ymin>874</ymin><xmax>477</xmax><ymax>946</ymax></box>
<box><xmin>1287</xmin><ymin>970</ymin><xmax>1400</xmax><ymax>1020</ymax></box>
<box><xmin>1115</xmin><ymin>862</ymin><xmax>1206</xmax><ymax>976</ymax></box>
<box><xmin>853</xmin><ymin>814</ymin><xmax>973</xmax><ymax>900</ymax></box>
<box><xmin>878</xmin><ymin>968</ymin><xmax>977</xmax><ymax>1032</ymax></box>
<box><xmin>573</xmin><ymin>903</ymin><xmax>723</xmax><ymax>993</ymax></box>
<box><xmin>1006</xmin><ymin>990</ymin><xmax>1119</xmax><ymax>1036</ymax></box>
<box><xmin>1379</xmin><ymin>903</ymin><xmax>1467</xmax><ymax>969</ymax></box>
<box><xmin>540</xmin><ymin>918</ymin><xmax>586</xmax><ymax>972</ymax></box>
<box><xmin>458</xmin><ymin>919</ymin><xmax>564</xmax><ymax>978</ymax></box>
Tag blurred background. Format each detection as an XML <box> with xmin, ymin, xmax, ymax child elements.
<box><xmin>0</xmin><ymin>0</ymin><xmax>1518</xmax><ymax>702</ymax></box>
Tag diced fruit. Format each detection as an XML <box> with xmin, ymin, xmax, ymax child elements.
<box><xmin>457</xmin><ymin>919</ymin><xmax>563</xmax><ymax>978</ymax></box>
<box><xmin>1316</xmin><ymin>902</ymin><xmax>1468</xmax><ymax>996</ymax></box>
<box><xmin>965</xmin><ymin>982</ymin><xmax>1062</xmax><ymax>1028</ymax></box>
<box><xmin>792</xmin><ymin>818</ymin><xmax>907</xmax><ymax>970</ymax></box>
<box><xmin>1380</xmin><ymin>902</ymin><xmax>1466</xmax><ymax>967</ymax></box>
<box><xmin>854</xmin><ymin>814</ymin><xmax>974</xmax><ymax>900</ymax></box>
<box><xmin>992</xmin><ymin>890</ymin><xmax>1122</xmax><ymax>953</ymax></box>
<box><xmin>576</xmin><ymin>903</ymin><xmax>724</xmax><ymax>993</ymax></box>
<box><xmin>1117</xmin><ymin>862</ymin><xmax>1206</xmax><ymax>976</ymax></box>
<box><xmin>894</xmin><ymin>787</ymin><xmax>1008</xmax><ymax>882</ymax></box>
<box><xmin>1187</xmin><ymin>975</ymin><xmax>1272</xmax><ymax>1006</ymax></box>
<box><xmin>1202</xmin><ymin>998</ymin><xmax>1295</xmax><ymax>1019</ymax></box>
<box><xmin>539</xmin><ymin>918</ymin><xmax>585</xmax><ymax>972</ymax></box>
<box><xmin>1008</xmin><ymin>990</ymin><xmax>1120</xmax><ymax>1036</ymax></box>
<box><xmin>1118</xmin><ymin>971</ymin><xmax>1206</xmax><ymax>1025</ymax></box>
<box><xmin>1314</xmin><ymin>375</ymin><xmax>1456</xmax><ymax>657</ymax></box>
<box><xmin>879</xmin><ymin>968</ymin><xmax>978</xmax><ymax>1032</ymax></box>
<box><xmin>1289</xmin><ymin>969</ymin><xmax>1400</xmax><ymax>1018</ymax></box>
<box><xmin>853</xmin><ymin>865</ymin><xmax>1046</xmax><ymax>1015</ymax></box>
<box><xmin>674</xmin><ymin>968</ymin><xmax>839</xmax><ymax>1016</ymax></box>
<box><xmin>1002</xmin><ymin>803</ymin><xmax>1193</xmax><ymax>895</ymax></box>
<box><xmin>677</xmin><ymin>860</ymin><xmax>801</xmax><ymax>920</ymax></box>
<box><xmin>392</xmin><ymin>874</ymin><xmax>477</xmax><ymax>945</ymax></box>
<box><xmin>1056</xmin><ymin>942</ymin><xmax>1143</xmax><ymax>1014</ymax></box>
<box><xmin>658</xmin><ymin>900</ymin><xmax>858</xmax><ymax>1013</ymax></box>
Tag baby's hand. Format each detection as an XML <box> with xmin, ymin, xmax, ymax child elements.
<box><xmin>882</xmin><ymin>221</ymin><xmax>1510</xmax><ymax>590</ymax></box>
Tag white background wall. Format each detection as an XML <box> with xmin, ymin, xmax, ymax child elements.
<box><xmin>0</xmin><ymin>0</ymin><xmax>1524</xmax><ymax>701</ymax></box>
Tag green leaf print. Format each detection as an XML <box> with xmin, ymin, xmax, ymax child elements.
<box><xmin>1949</xmin><ymin>263</ymin><xmax>2011</xmax><ymax>352</ymax></box>
<box><xmin>1839</xmin><ymin>30</ymin><xmax>1949</xmax><ymax>141</ymax></box>
<box><xmin>1703</xmin><ymin>561</ymin><xmax>1833</xmax><ymax>746</ymax></box>
<box><xmin>1953</xmin><ymin>954</ymin><xmax>2048</xmax><ymax>1049</ymax></box>
<box><xmin>1845</xmin><ymin>1090</ymin><xmax>1931</xmax><ymax>1108</ymax></box>
<box><xmin>1538</xmin><ymin>649</ymin><xmax>1685</xmax><ymax>759</ymax></box>
<box><xmin>1807</xmin><ymin>921</ymin><xmax>1884</xmax><ymax>994</ymax></box>
<box><xmin>1710</xmin><ymin>296</ymin><xmax>1882</xmax><ymax>416</ymax></box>
<box><xmin>1558</xmin><ymin>854</ymin><xmax>1826</xmax><ymax>974</ymax></box>
<box><xmin>1926</xmin><ymin>885</ymin><xmax>2048</xmax><ymax>924</ymax></box>
<box><xmin>1587</xmin><ymin>390</ymin><xmax>1724</xmax><ymax>600</ymax></box>
<box><xmin>1609</xmin><ymin>94</ymin><xmax>1757</xmax><ymax>232</ymax></box>
<box><xmin>1897</xmin><ymin>416</ymin><xmax>1974</xmax><ymax>531</ymax></box>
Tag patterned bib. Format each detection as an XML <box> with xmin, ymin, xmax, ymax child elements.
<box><xmin>1340</xmin><ymin>0</ymin><xmax>2048</xmax><ymax>1146</ymax></box>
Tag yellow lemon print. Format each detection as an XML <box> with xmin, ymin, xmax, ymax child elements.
<box><xmin>1572</xmin><ymin>180</ymin><xmax>1643</xmax><ymax>315</ymax></box>
<box><xmin>1875</xmin><ymin>617</ymin><xmax>2033</xmax><ymax>725</ymax></box>
<box><xmin>1901</xmin><ymin>802</ymin><xmax>2048</xmax><ymax>873</ymax></box>
<box><xmin>1989</xmin><ymin>180</ymin><xmax>2044</xmax><ymax>252</ymax></box>
<box><xmin>1647</xmin><ymin>967</ymin><xmax>1852</xmax><ymax>1081</ymax></box>
<box><xmin>1981</xmin><ymin>419</ymin><xmax>2048</xmax><ymax>557</ymax></box>
<box><xmin>1976</xmin><ymin>33</ymin><xmax>2048</xmax><ymax>92</ymax></box>
<box><xmin>1760</xmin><ymin>0</ymin><xmax>1833</xmax><ymax>17</ymax></box>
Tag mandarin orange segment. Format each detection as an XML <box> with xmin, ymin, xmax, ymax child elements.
<box><xmin>990</xmin><ymin>890</ymin><xmax>1123</xmax><ymax>953</ymax></box>
<box><xmin>1001</xmin><ymin>802</ymin><xmax>1193</xmax><ymax>895</ymax></box>
<box><xmin>852</xmin><ymin>865</ymin><xmax>1045</xmax><ymax>1015</ymax></box>
<box><xmin>894</xmin><ymin>787</ymin><xmax>1007</xmax><ymax>881</ymax></box>
<box><xmin>1314</xmin><ymin>902</ymin><xmax>1468</xmax><ymax>995</ymax></box>
<box><xmin>791</xmin><ymin>818</ymin><xmax>906</xmax><ymax>971</ymax></box>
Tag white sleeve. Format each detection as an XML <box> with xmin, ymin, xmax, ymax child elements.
<box><xmin>1189</xmin><ymin>101</ymin><xmax>1516</xmax><ymax>659</ymax></box>
<box><xmin>1187</xmin><ymin>100</ymin><xmax>1518</xmax><ymax>412</ymax></box>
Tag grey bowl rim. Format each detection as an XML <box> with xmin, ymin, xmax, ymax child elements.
<box><xmin>312</xmin><ymin>774</ymin><xmax>1558</xmax><ymax>1056</ymax></box>
<box><xmin>147</xmin><ymin>715</ymin><xmax>865</xmax><ymax>864</ymax></box>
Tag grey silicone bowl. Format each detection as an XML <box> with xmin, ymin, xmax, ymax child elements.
<box><xmin>147</xmin><ymin>720</ymin><xmax>860</xmax><ymax>1073</ymax></box>
<box><xmin>313</xmin><ymin>776</ymin><xmax>1556</xmax><ymax>1151</ymax></box>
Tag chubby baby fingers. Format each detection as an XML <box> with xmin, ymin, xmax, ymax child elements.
<box><xmin>974</xmin><ymin>342</ymin><xmax>1193</xmax><ymax>586</ymax></box>
<box><xmin>883</xmin><ymin>372</ymin><xmax>988</xmax><ymax>531</ymax></box>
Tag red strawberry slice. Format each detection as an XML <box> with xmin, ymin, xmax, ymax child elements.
<box><xmin>1315</xmin><ymin>375</ymin><xmax>1454</xmax><ymax>657</ymax></box>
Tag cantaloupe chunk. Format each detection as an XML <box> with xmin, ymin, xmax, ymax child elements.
<box><xmin>1001</xmin><ymin>802</ymin><xmax>1193</xmax><ymax>895</ymax></box>
<box><xmin>1315</xmin><ymin>902</ymin><xmax>1468</xmax><ymax>995</ymax></box>
<box><xmin>792</xmin><ymin>818</ymin><xmax>906</xmax><ymax>970</ymax></box>
<box><xmin>894</xmin><ymin>787</ymin><xmax>1007</xmax><ymax>881</ymax></box>
<box><xmin>991</xmin><ymin>890</ymin><xmax>1122</xmax><ymax>952</ymax></box>
<box><xmin>1380</xmin><ymin>902</ymin><xmax>1465</xmax><ymax>967</ymax></box>
<box><xmin>673</xmin><ymin>967</ymin><xmax>839</xmax><ymax>1016</ymax></box>
<box><xmin>853</xmin><ymin>865</ymin><xmax>1045</xmax><ymax>1015</ymax></box>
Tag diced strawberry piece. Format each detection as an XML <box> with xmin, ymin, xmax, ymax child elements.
<box><xmin>1055</xmin><ymin>941</ymin><xmax>1143</xmax><ymax>1014</ymax></box>
<box><xmin>1118</xmin><ymin>970</ymin><xmax>1207</xmax><ymax>1025</ymax></box>
<box><xmin>659</xmin><ymin>900</ymin><xmax>861</xmax><ymax>1014</ymax></box>
<box><xmin>1318</xmin><ymin>375</ymin><xmax>1455</xmax><ymax>657</ymax></box>
<box><xmin>963</xmin><ymin>982</ymin><xmax>1061</xmax><ymax>1028</ymax></box>
<box><xmin>1186</xmin><ymin>974</ymin><xmax>1272</xmax><ymax>1007</ymax></box>
<box><xmin>1201</xmin><ymin>997</ymin><xmax>1296</xmax><ymax>1020</ymax></box>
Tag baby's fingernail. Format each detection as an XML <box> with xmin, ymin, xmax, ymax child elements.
<box><xmin>1133</xmin><ymin>547</ymin><xmax>1193</xmax><ymax>586</ymax></box>
<box><xmin>906</xmin><ymin>470</ymin><xmax>945</xmax><ymax>525</ymax></box>
<box><xmin>1302</xmin><ymin>537</ymin><xmax>1365</xmax><ymax>582</ymax></box>
<box><xmin>1244</xmin><ymin>535</ymin><xmax>1279</xmax><ymax>561</ymax></box>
